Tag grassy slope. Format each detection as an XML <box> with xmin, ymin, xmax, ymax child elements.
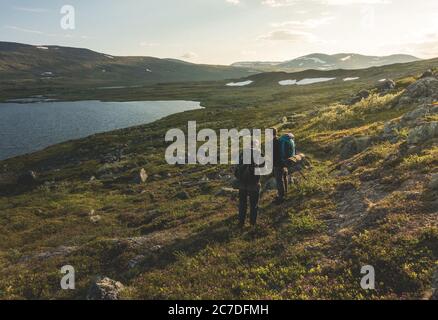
<box><xmin>0</xmin><ymin>60</ymin><xmax>437</xmax><ymax>299</ymax></box>
<box><xmin>0</xmin><ymin>42</ymin><xmax>257</xmax><ymax>92</ymax></box>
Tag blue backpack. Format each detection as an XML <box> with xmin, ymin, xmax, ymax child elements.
<box><xmin>279</xmin><ymin>135</ymin><xmax>296</xmax><ymax>164</ymax></box>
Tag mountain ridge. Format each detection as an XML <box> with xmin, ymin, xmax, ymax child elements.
<box><xmin>0</xmin><ymin>41</ymin><xmax>258</xmax><ymax>86</ymax></box>
<box><xmin>232</xmin><ymin>53</ymin><xmax>420</xmax><ymax>72</ymax></box>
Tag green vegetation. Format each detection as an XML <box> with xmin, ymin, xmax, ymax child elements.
<box><xmin>0</xmin><ymin>57</ymin><xmax>437</xmax><ymax>300</ymax></box>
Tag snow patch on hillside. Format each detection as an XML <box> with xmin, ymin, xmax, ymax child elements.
<box><xmin>226</xmin><ymin>80</ymin><xmax>253</xmax><ymax>87</ymax></box>
<box><xmin>297</xmin><ymin>78</ymin><xmax>336</xmax><ymax>85</ymax></box>
<box><xmin>297</xmin><ymin>57</ymin><xmax>326</xmax><ymax>64</ymax></box>
<box><xmin>277</xmin><ymin>78</ymin><xmax>337</xmax><ymax>86</ymax></box>
<box><xmin>343</xmin><ymin>77</ymin><xmax>359</xmax><ymax>81</ymax></box>
<box><xmin>279</xmin><ymin>80</ymin><xmax>297</xmax><ymax>86</ymax></box>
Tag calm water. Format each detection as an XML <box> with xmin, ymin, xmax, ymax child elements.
<box><xmin>0</xmin><ymin>100</ymin><xmax>202</xmax><ymax>160</ymax></box>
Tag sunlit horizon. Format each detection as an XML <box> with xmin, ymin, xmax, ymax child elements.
<box><xmin>1</xmin><ymin>0</ymin><xmax>437</xmax><ymax>64</ymax></box>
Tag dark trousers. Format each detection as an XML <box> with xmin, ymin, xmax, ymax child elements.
<box><xmin>239</xmin><ymin>186</ymin><xmax>260</xmax><ymax>226</ymax></box>
<box><xmin>274</xmin><ymin>167</ymin><xmax>288</xmax><ymax>199</ymax></box>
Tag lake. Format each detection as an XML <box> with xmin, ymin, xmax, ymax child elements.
<box><xmin>0</xmin><ymin>100</ymin><xmax>203</xmax><ymax>160</ymax></box>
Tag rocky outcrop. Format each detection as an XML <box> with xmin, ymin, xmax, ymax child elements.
<box><xmin>383</xmin><ymin>102</ymin><xmax>438</xmax><ymax>143</ymax></box>
<box><xmin>400</xmin><ymin>77</ymin><xmax>438</xmax><ymax>104</ymax></box>
<box><xmin>19</xmin><ymin>246</ymin><xmax>78</xmax><ymax>263</ymax></box>
<box><xmin>87</xmin><ymin>277</ymin><xmax>125</xmax><ymax>300</ymax></box>
<box><xmin>346</xmin><ymin>89</ymin><xmax>370</xmax><ymax>105</ymax></box>
<box><xmin>402</xmin><ymin>104</ymin><xmax>438</xmax><ymax>122</ymax></box>
<box><xmin>377</xmin><ymin>79</ymin><xmax>396</xmax><ymax>93</ymax></box>
<box><xmin>428</xmin><ymin>174</ymin><xmax>438</xmax><ymax>191</ymax></box>
<box><xmin>407</xmin><ymin>122</ymin><xmax>438</xmax><ymax>145</ymax></box>
<box><xmin>421</xmin><ymin>69</ymin><xmax>434</xmax><ymax>79</ymax></box>
<box><xmin>339</xmin><ymin>136</ymin><xmax>373</xmax><ymax>159</ymax></box>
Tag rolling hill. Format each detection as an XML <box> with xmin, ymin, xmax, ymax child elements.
<box><xmin>0</xmin><ymin>42</ymin><xmax>258</xmax><ymax>87</ymax></box>
<box><xmin>232</xmin><ymin>53</ymin><xmax>420</xmax><ymax>72</ymax></box>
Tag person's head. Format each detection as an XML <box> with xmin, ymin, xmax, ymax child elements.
<box><xmin>287</xmin><ymin>133</ymin><xmax>295</xmax><ymax>140</ymax></box>
<box><xmin>270</xmin><ymin>127</ymin><xmax>278</xmax><ymax>137</ymax></box>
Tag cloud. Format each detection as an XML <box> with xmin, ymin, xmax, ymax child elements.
<box><xmin>241</xmin><ymin>50</ymin><xmax>257</xmax><ymax>55</ymax></box>
<box><xmin>262</xmin><ymin>0</ymin><xmax>391</xmax><ymax>7</ymax></box>
<box><xmin>323</xmin><ymin>0</ymin><xmax>391</xmax><ymax>4</ymax></box>
<box><xmin>262</xmin><ymin>0</ymin><xmax>295</xmax><ymax>7</ymax></box>
<box><xmin>226</xmin><ymin>0</ymin><xmax>241</xmax><ymax>5</ymax></box>
<box><xmin>180</xmin><ymin>52</ymin><xmax>199</xmax><ymax>59</ymax></box>
<box><xmin>383</xmin><ymin>33</ymin><xmax>438</xmax><ymax>59</ymax></box>
<box><xmin>259</xmin><ymin>30</ymin><xmax>316</xmax><ymax>42</ymax></box>
<box><xmin>5</xmin><ymin>25</ymin><xmax>91</xmax><ymax>40</ymax></box>
<box><xmin>12</xmin><ymin>6</ymin><xmax>49</xmax><ymax>13</ymax></box>
<box><xmin>271</xmin><ymin>17</ymin><xmax>335</xmax><ymax>29</ymax></box>
<box><xmin>140</xmin><ymin>42</ymin><xmax>160</xmax><ymax>47</ymax></box>
<box><xmin>5</xmin><ymin>25</ymin><xmax>44</xmax><ymax>35</ymax></box>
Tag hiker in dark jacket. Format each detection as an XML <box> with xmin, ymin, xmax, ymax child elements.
<box><xmin>272</xmin><ymin>128</ymin><xmax>287</xmax><ymax>203</ymax></box>
<box><xmin>273</xmin><ymin>130</ymin><xmax>296</xmax><ymax>203</ymax></box>
<box><xmin>235</xmin><ymin>141</ymin><xmax>261</xmax><ymax>228</ymax></box>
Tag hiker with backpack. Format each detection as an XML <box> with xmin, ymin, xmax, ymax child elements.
<box><xmin>273</xmin><ymin>130</ymin><xmax>296</xmax><ymax>204</ymax></box>
<box><xmin>234</xmin><ymin>140</ymin><xmax>261</xmax><ymax>228</ymax></box>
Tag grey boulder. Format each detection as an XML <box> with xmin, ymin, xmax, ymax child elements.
<box><xmin>87</xmin><ymin>277</ymin><xmax>125</xmax><ymax>300</ymax></box>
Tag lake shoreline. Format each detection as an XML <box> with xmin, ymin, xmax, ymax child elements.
<box><xmin>0</xmin><ymin>100</ymin><xmax>203</xmax><ymax>161</ymax></box>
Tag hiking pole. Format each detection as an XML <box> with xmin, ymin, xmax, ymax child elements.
<box><xmin>297</xmin><ymin>170</ymin><xmax>308</xmax><ymax>181</ymax></box>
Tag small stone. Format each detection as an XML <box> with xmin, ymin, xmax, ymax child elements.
<box><xmin>150</xmin><ymin>245</ymin><xmax>162</xmax><ymax>252</ymax></box>
<box><xmin>357</xmin><ymin>89</ymin><xmax>370</xmax><ymax>99</ymax></box>
<box><xmin>216</xmin><ymin>187</ymin><xmax>239</xmax><ymax>197</ymax></box>
<box><xmin>87</xmin><ymin>277</ymin><xmax>125</xmax><ymax>300</ymax></box>
<box><xmin>90</xmin><ymin>215</ymin><xmax>101</xmax><ymax>223</ymax></box>
<box><xmin>128</xmin><ymin>255</ymin><xmax>145</xmax><ymax>269</ymax></box>
<box><xmin>139</xmin><ymin>168</ymin><xmax>148</xmax><ymax>183</ymax></box>
<box><xmin>175</xmin><ymin>191</ymin><xmax>190</xmax><ymax>200</ymax></box>
<box><xmin>377</xmin><ymin>79</ymin><xmax>396</xmax><ymax>92</ymax></box>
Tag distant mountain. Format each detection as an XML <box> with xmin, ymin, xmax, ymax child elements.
<box><xmin>0</xmin><ymin>42</ymin><xmax>258</xmax><ymax>87</ymax></box>
<box><xmin>232</xmin><ymin>53</ymin><xmax>420</xmax><ymax>72</ymax></box>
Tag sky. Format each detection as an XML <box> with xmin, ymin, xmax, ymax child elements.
<box><xmin>1</xmin><ymin>0</ymin><xmax>438</xmax><ymax>65</ymax></box>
